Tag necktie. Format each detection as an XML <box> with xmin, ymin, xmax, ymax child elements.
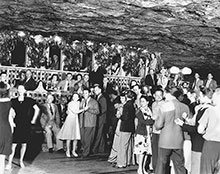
<box><xmin>82</xmin><ymin>99</ymin><xmax>87</xmax><ymax>128</ymax></box>
<box><xmin>50</xmin><ymin>104</ymin><xmax>54</xmax><ymax>116</ymax></box>
<box><xmin>151</xmin><ymin>75</ymin><xmax>155</xmax><ymax>85</ymax></box>
<box><xmin>84</xmin><ymin>99</ymin><xmax>87</xmax><ymax>108</ymax></box>
<box><xmin>67</xmin><ymin>81</ymin><xmax>70</xmax><ymax>91</ymax></box>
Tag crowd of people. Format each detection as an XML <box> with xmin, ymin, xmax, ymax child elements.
<box><xmin>0</xmin><ymin>60</ymin><xmax>220</xmax><ymax>174</ymax></box>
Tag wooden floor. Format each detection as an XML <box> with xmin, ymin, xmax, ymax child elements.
<box><xmin>5</xmin><ymin>151</ymin><xmax>138</xmax><ymax>174</ymax></box>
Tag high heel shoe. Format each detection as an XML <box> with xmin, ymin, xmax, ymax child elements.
<box><xmin>66</xmin><ymin>151</ymin><xmax>71</xmax><ymax>158</ymax></box>
<box><xmin>137</xmin><ymin>168</ymin><xmax>142</xmax><ymax>174</ymax></box>
<box><xmin>20</xmin><ymin>161</ymin><xmax>25</xmax><ymax>168</ymax></box>
<box><xmin>72</xmin><ymin>151</ymin><xmax>78</xmax><ymax>157</ymax></box>
<box><xmin>5</xmin><ymin>164</ymin><xmax>12</xmax><ymax>170</ymax></box>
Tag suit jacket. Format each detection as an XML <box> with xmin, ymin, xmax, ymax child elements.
<box><xmin>89</xmin><ymin>67</ymin><xmax>106</xmax><ymax>87</ymax></box>
<box><xmin>204</xmin><ymin>79</ymin><xmax>217</xmax><ymax>91</ymax></box>
<box><xmin>57</xmin><ymin>80</ymin><xmax>75</xmax><ymax>92</ymax></box>
<box><xmin>154</xmin><ymin>98</ymin><xmax>189</xmax><ymax>149</ymax></box>
<box><xmin>145</xmin><ymin>74</ymin><xmax>157</xmax><ymax>87</ymax></box>
<box><xmin>24</xmin><ymin>77</ymin><xmax>37</xmax><ymax>91</ymax></box>
<box><xmin>82</xmin><ymin>80</ymin><xmax>89</xmax><ymax>89</ymax></box>
<box><xmin>79</xmin><ymin>97</ymin><xmax>100</xmax><ymax>128</ymax></box>
<box><xmin>96</xmin><ymin>94</ymin><xmax>107</xmax><ymax>126</ymax></box>
<box><xmin>120</xmin><ymin>100</ymin><xmax>136</xmax><ymax>133</ymax></box>
<box><xmin>192</xmin><ymin>79</ymin><xmax>203</xmax><ymax>91</ymax></box>
<box><xmin>40</xmin><ymin>103</ymin><xmax>60</xmax><ymax>129</ymax></box>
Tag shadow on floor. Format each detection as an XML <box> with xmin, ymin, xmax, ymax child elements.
<box><xmin>91</xmin><ymin>169</ymin><xmax>137</xmax><ymax>174</ymax></box>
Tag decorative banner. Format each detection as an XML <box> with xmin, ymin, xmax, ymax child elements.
<box><xmin>0</xmin><ymin>30</ymin><xmax>162</xmax><ymax>76</ymax></box>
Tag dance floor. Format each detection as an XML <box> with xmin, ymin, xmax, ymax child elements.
<box><xmin>5</xmin><ymin>151</ymin><xmax>138</xmax><ymax>174</ymax></box>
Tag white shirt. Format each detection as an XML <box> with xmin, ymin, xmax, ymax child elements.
<box><xmin>206</xmin><ymin>79</ymin><xmax>212</xmax><ymax>88</ymax></box>
<box><xmin>64</xmin><ymin>81</ymin><xmax>69</xmax><ymax>91</ymax></box>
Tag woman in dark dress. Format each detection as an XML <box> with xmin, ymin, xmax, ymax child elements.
<box><xmin>6</xmin><ymin>85</ymin><xmax>40</xmax><ymax>170</ymax></box>
<box><xmin>0</xmin><ymin>82</ymin><xmax>14</xmax><ymax>174</ymax></box>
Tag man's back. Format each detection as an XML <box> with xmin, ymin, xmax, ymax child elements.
<box><xmin>155</xmin><ymin>99</ymin><xmax>189</xmax><ymax>149</ymax></box>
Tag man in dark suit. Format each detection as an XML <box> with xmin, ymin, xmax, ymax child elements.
<box><xmin>117</xmin><ymin>90</ymin><xmax>136</xmax><ymax>168</ymax></box>
<box><xmin>79</xmin><ymin>88</ymin><xmax>100</xmax><ymax>157</ymax></box>
<box><xmin>23</xmin><ymin>70</ymin><xmax>37</xmax><ymax>91</ymax></box>
<box><xmin>40</xmin><ymin>94</ymin><xmax>63</xmax><ymax>152</ymax></box>
<box><xmin>154</xmin><ymin>88</ymin><xmax>189</xmax><ymax>174</ymax></box>
<box><xmin>89</xmin><ymin>61</ymin><xmax>106</xmax><ymax>88</ymax></box>
<box><xmin>145</xmin><ymin>69</ymin><xmax>158</xmax><ymax>89</ymax></box>
<box><xmin>92</xmin><ymin>84</ymin><xmax>107</xmax><ymax>154</ymax></box>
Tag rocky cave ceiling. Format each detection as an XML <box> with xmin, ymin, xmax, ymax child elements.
<box><xmin>1</xmin><ymin>0</ymin><xmax>220</xmax><ymax>74</ymax></box>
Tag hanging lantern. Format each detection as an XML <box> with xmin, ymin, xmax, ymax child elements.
<box><xmin>17</xmin><ymin>31</ymin><xmax>26</xmax><ymax>37</ymax></box>
<box><xmin>111</xmin><ymin>44</ymin><xmax>115</xmax><ymax>49</ymax></box>
<box><xmin>169</xmin><ymin>66</ymin><xmax>180</xmax><ymax>74</ymax></box>
<box><xmin>142</xmin><ymin>49</ymin><xmax>148</xmax><ymax>53</ymax></box>
<box><xmin>181</xmin><ymin>67</ymin><xmax>192</xmax><ymax>75</ymax></box>
<box><xmin>117</xmin><ymin>45</ymin><xmax>123</xmax><ymax>50</ymax></box>
<box><xmin>130</xmin><ymin>51</ymin><xmax>135</xmax><ymax>56</ymax></box>
<box><xmin>34</xmin><ymin>35</ymin><xmax>43</xmax><ymax>44</ymax></box>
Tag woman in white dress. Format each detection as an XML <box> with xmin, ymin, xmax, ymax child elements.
<box><xmin>134</xmin><ymin>95</ymin><xmax>154</xmax><ymax>174</ymax></box>
<box><xmin>57</xmin><ymin>93</ymin><xmax>86</xmax><ymax>157</ymax></box>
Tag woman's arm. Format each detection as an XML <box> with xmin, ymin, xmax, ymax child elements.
<box><xmin>134</xmin><ymin>117</ymin><xmax>138</xmax><ymax>130</ymax></box>
<box><xmin>31</xmin><ymin>104</ymin><xmax>40</xmax><ymax>124</ymax></box>
<box><xmin>9</xmin><ymin>108</ymin><xmax>16</xmax><ymax>133</ymax></box>
<box><xmin>68</xmin><ymin>102</ymin><xmax>85</xmax><ymax>114</ymax></box>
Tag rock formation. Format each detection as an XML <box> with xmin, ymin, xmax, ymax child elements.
<box><xmin>0</xmin><ymin>0</ymin><xmax>220</xmax><ymax>77</ymax></box>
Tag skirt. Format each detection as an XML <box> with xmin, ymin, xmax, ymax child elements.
<box><xmin>57</xmin><ymin>113</ymin><xmax>81</xmax><ymax>140</ymax></box>
<box><xmin>134</xmin><ymin>134</ymin><xmax>152</xmax><ymax>155</ymax></box>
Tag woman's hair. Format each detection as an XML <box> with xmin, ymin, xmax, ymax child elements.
<box><xmin>50</xmin><ymin>74</ymin><xmax>60</xmax><ymax>81</ymax></box>
<box><xmin>200</xmin><ymin>86</ymin><xmax>213</xmax><ymax>99</ymax></box>
<box><xmin>130</xmin><ymin>80</ymin><xmax>137</xmax><ymax>88</ymax></box>
<box><xmin>120</xmin><ymin>90</ymin><xmax>127</xmax><ymax>97</ymax></box>
<box><xmin>140</xmin><ymin>95</ymin><xmax>152</xmax><ymax>102</ymax></box>
<box><xmin>76</xmin><ymin>73</ymin><xmax>83</xmax><ymax>80</ymax></box>
<box><xmin>72</xmin><ymin>92</ymin><xmax>80</xmax><ymax>101</ymax></box>
<box><xmin>83</xmin><ymin>87</ymin><xmax>91</xmax><ymax>93</ymax></box>
<box><xmin>0</xmin><ymin>82</ymin><xmax>9</xmax><ymax>98</ymax></box>
<box><xmin>152</xmin><ymin>87</ymin><xmax>164</xmax><ymax>95</ymax></box>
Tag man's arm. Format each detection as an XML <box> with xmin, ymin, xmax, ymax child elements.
<box><xmin>154</xmin><ymin>108</ymin><xmax>164</xmax><ymax>130</ymax></box>
<box><xmin>120</xmin><ymin>103</ymin><xmax>129</xmax><ymax>121</ymax></box>
<box><xmin>55</xmin><ymin>105</ymin><xmax>60</xmax><ymax>127</ymax></box>
<box><xmin>99</xmin><ymin>97</ymin><xmax>107</xmax><ymax>115</ymax></box>
<box><xmin>198</xmin><ymin>108</ymin><xmax>210</xmax><ymax>134</ymax></box>
<box><xmin>212</xmin><ymin>80</ymin><xmax>218</xmax><ymax>90</ymax></box>
<box><xmin>182</xmin><ymin>124</ymin><xmax>197</xmax><ymax>133</ymax></box>
<box><xmin>198</xmin><ymin>124</ymin><xmax>206</xmax><ymax>134</ymax></box>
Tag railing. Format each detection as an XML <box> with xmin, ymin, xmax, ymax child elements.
<box><xmin>0</xmin><ymin>65</ymin><xmax>141</xmax><ymax>88</ymax></box>
<box><xmin>11</xmin><ymin>90</ymin><xmax>72</xmax><ymax>104</ymax></box>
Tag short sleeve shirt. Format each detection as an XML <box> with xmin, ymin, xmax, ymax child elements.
<box><xmin>199</xmin><ymin>106</ymin><xmax>220</xmax><ymax>142</ymax></box>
